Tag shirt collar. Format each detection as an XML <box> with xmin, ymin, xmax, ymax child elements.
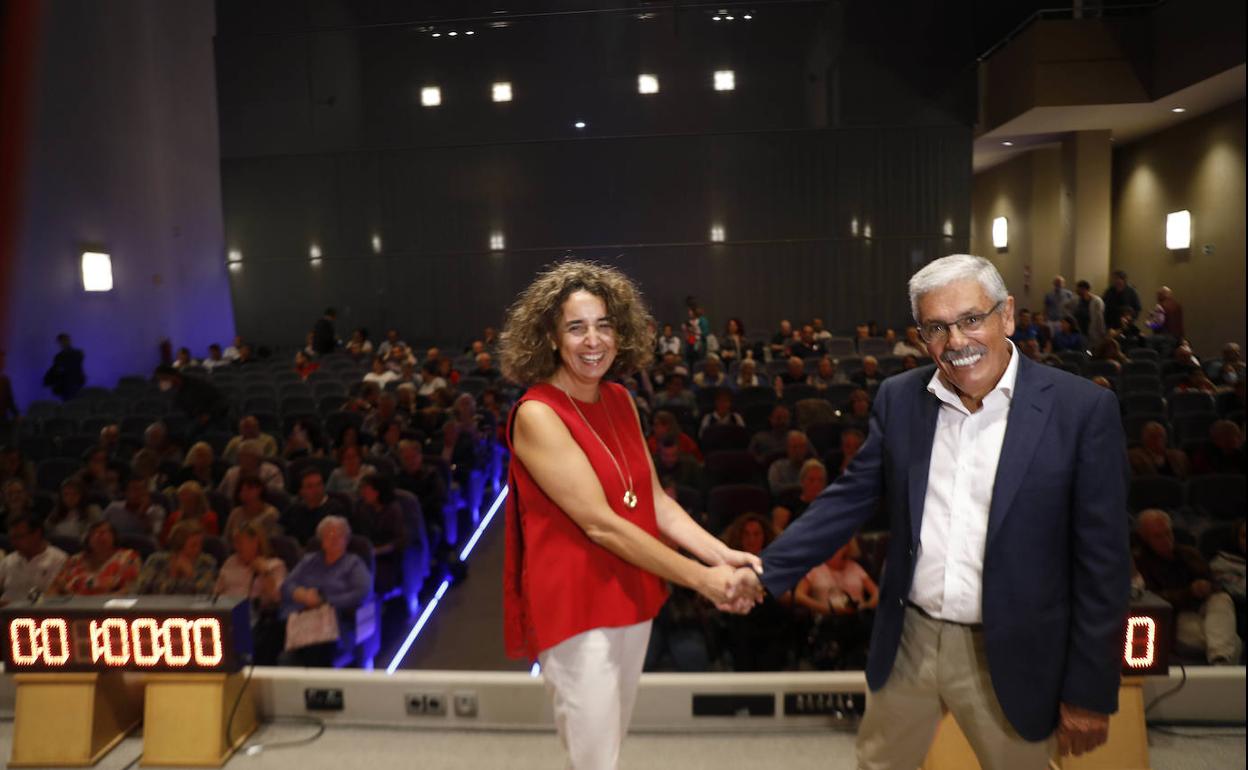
<box><xmin>926</xmin><ymin>339</ymin><xmax>1020</xmax><ymax>414</ymax></box>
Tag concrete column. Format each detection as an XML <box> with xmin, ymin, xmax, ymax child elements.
<box><xmin>1063</xmin><ymin>130</ymin><xmax>1113</xmax><ymax>289</ymax></box>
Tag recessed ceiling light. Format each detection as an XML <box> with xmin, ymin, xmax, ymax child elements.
<box><xmin>725</xmin><ymin>15</ymin><xmax>735</xmax><ymax>20</ymax></box>
<box><xmin>421</xmin><ymin>86</ymin><xmax>441</xmax><ymax>107</ymax></box>
<box><xmin>465</xmin><ymin>30</ymin><xmax>474</xmax><ymax>35</ymax></box>
<box><xmin>1171</xmin><ymin>107</ymin><xmax>1186</xmax><ymax>113</ymax></box>
<box><xmin>448</xmin><ymin>31</ymin><xmax>458</xmax><ymax>36</ymax></box>
<box><xmin>1001</xmin><ymin>141</ymin><xmax>1014</xmax><ymax>146</ymax></box>
<box><xmin>574</xmin><ymin>121</ymin><xmax>586</xmax><ymax>129</ymax></box>
<box><xmin>492</xmin><ymin>82</ymin><xmax>512</xmax><ymax>102</ymax></box>
<box><xmin>431</xmin><ymin>32</ymin><xmax>441</xmax><ymax>37</ymax></box>
<box><xmin>638</xmin><ymin>74</ymin><xmax>659</xmax><ymax>94</ymax></box>
<box><xmin>743</xmin><ymin>14</ymin><xmax>753</xmax><ymax>20</ymax></box>
<box><xmin>712</xmin><ymin>16</ymin><xmax>721</xmax><ymax>21</ymax></box>
<box><xmin>714</xmin><ymin>70</ymin><xmax>735</xmax><ymax>91</ymax></box>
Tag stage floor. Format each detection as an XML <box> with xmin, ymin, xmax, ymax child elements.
<box><xmin>1</xmin><ymin>719</ymin><xmax>1242</xmax><ymax>770</ymax></box>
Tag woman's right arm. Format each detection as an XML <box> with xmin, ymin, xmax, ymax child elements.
<box><xmin>794</xmin><ymin>576</ymin><xmax>826</xmax><ymax>614</ymax></box>
<box><xmin>513</xmin><ymin>400</ymin><xmax>736</xmax><ymax>605</ymax></box>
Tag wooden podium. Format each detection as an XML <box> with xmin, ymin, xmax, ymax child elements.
<box><xmin>923</xmin><ymin>680</ymin><xmax>1151</xmax><ymax>770</ymax></box>
<box><xmin>9</xmin><ymin>672</ymin><xmax>143</xmax><ymax>767</ymax></box>
<box><xmin>140</xmin><ymin>672</ymin><xmax>258</xmax><ymax>767</ymax></box>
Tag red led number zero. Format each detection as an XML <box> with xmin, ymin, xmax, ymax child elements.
<box><xmin>8</xmin><ymin>618</ymin><xmax>71</xmax><ymax>666</ymax></box>
<box><xmin>1123</xmin><ymin>616</ymin><xmax>1156</xmax><ymax>669</ymax></box>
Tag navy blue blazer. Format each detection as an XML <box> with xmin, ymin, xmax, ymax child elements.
<box><xmin>760</xmin><ymin>355</ymin><xmax>1130</xmax><ymax>741</ymax></box>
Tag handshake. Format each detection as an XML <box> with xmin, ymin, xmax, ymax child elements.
<box><xmin>698</xmin><ymin>551</ymin><xmax>767</xmax><ymax>614</ymax></box>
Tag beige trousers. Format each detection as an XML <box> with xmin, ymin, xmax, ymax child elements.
<box><xmin>1176</xmin><ymin>591</ymin><xmax>1242</xmax><ymax>663</ymax></box>
<box><xmin>856</xmin><ymin>607</ymin><xmax>1055</xmax><ymax>770</ymax></box>
<box><xmin>538</xmin><ymin>620</ymin><xmax>652</xmax><ymax>770</ymax></box>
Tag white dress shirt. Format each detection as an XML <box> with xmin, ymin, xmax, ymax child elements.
<box><xmin>0</xmin><ymin>545</ymin><xmax>68</xmax><ymax>603</ymax></box>
<box><xmin>908</xmin><ymin>341</ymin><xmax>1019</xmax><ymax>624</ymax></box>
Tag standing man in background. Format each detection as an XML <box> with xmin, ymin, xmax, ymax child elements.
<box><xmin>42</xmin><ymin>333</ymin><xmax>85</xmax><ymax>401</ymax></box>
<box><xmin>312</xmin><ymin>307</ymin><xmax>338</xmax><ymax>356</ymax></box>
<box><xmin>730</xmin><ymin>254</ymin><xmax>1130</xmax><ymax>769</ymax></box>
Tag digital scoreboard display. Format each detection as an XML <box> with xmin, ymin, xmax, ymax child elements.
<box><xmin>1</xmin><ymin>596</ymin><xmax>252</xmax><ymax>673</ymax></box>
<box><xmin>1120</xmin><ymin>591</ymin><xmax>1172</xmax><ymax>677</ymax></box>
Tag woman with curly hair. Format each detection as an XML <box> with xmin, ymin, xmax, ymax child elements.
<box><xmin>499</xmin><ymin>259</ymin><xmax>760</xmax><ymax>768</ymax></box>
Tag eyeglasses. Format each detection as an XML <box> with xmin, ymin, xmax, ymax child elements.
<box><xmin>918</xmin><ymin>301</ymin><xmax>1003</xmax><ymax>343</ymax></box>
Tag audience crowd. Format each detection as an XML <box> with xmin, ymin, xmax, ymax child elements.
<box><xmin>1</xmin><ymin>274</ymin><xmax>1243</xmax><ymax>671</ymax></box>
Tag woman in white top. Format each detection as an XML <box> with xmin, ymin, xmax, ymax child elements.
<box><xmin>796</xmin><ymin>537</ymin><xmax>879</xmax><ymax>670</ymax></box>
<box><xmin>363</xmin><ymin>355</ymin><xmax>399</xmax><ymax>387</ymax></box>
<box><xmin>214</xmin><ymin>521</ymin><xmax>287</xmax><ymax>664</ymax></box>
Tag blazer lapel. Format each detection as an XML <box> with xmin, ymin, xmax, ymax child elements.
<box><xmin>986</xmin><ymin>356</ymin><xmax>1055</xmax><ymax>547</ymax></box>
<box><xmin>907</xmin><ymin>378</ymin><xmax>940</xmax><ymax>547</ymax></box>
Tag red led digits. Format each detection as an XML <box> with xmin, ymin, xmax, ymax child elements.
<box><xmin>132</xmin><ymin>618</ymin><xmax>162</xmax><ymax>667</ymax></box>
<box><xmin>90</xmin><ymin>618</ymin><xmax>131</xmax><ymax>665</ymax></box>
<box><xmin>1123</xmin><ymin>616</ymin><xmax>1156</xmax><ymax>669</ymax></box>
<box><xmin>9</xmin><ymin>619</ymin><xmax>39</xmax><ymax>665</ymax></box>
<box><xmin>8</xmin><ymin>618</ymin><xmax>73</xmax><ymax>666</ymax></box>
<box><xmin>193</xmin><ymin>618</ymin><xmax>224</xmax><ymax>666</ymax></box>
<box><xmin>42</xmin><ymin>619</ymin><xmax>70</xmax><ymax>665</ymax></box>
<box><xmin>6</xmin><ymin>613</ymin><xmax>230</xmax><ymax>670</ymax></box>
<box><xmin>162</xmin><ymin>618</ymin><xmax>193</xmax><ymax>666</ymax></box>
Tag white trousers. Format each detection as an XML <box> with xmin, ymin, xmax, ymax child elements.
<box><xmin>1176</xmin><ymin>591</ymin><xmax>1242</xmax><ymax>663</ymax></box>
<box><xmin>538</xmin><ymin>620</ymin><xmax>652</xmax><ymax>770</ymax></box>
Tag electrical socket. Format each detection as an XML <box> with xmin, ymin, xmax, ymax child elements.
<box><xmin>405</xmin><ymin>692</ymin><xmax>447</xmax><ymax>716</ymax></box>
<box><xmin>453</xmin><ymin>690</ymin><xmax>478</xmax><ymax>717</ymax></box>
<box><xmin>305</xmin><ymin>688</ymin><xmax>344</xmax><ymax>711</ymax></box>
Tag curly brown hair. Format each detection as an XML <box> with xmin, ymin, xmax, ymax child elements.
<box><xmin>499</xmin><ymin>260</ymin><xmax>655</xmax><ymax>385</ymax></box>
<box><xmin>720</xmin><ymin>512</ymin><xmax>778</xmax><ymax>551</ymax></box>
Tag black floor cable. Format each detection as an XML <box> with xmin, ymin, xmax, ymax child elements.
<box><xmin>1143</xmin><ymin>662</ymin><xmax>1187</xmax><ymax>714</ymax></box>
<box><xmin>224</xmin><ymin>658</ymin><xmax>327</xmax><ymax>757</ymax></box>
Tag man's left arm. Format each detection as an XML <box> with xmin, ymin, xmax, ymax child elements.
<box><xmin>1062</xmin><ymin>387</ymin><xmax>1131</xmax><ymax>737</ymax></box>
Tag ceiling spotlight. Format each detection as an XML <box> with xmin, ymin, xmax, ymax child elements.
<box><xmin>638</xmin><ymin>74</ymin><xmax>659</xmax><ymax>94</ymax></box>
<box><xmin>1001</xmin><ymin>141</ymin><xmax>1014</xmax><ymax>146</ymax></box>
<box><xmin>713</xmin><ymin>16</ymin><xmax>721</xmax><ymax>21</ymax></box>
<box><xmin>743</xmin><ymin>14</ymin><xmax>752</xmax><ymax>20</ymax></box>
<box><xmin>492</xmin><ymin>82</ymin><xmax>513</xmax><ymax>102</ymax></box>
<box><xmin>432</xmin><ymin>32</ymin><xmax>441</xmax><ymax>37</ymax></box>
<box><xmin>421</xmin><ymin>86</ymin><xmax>441</xmax><ymax>107</ymax></box>
<box><xmin>574</xmin><ymin>121</ymin><xmax>586</xmax><ymax>129</ymax></box>
<box><xmin>465</xmin><ymin>30</ymin><xmax>475</xmax><ymax>35</ymax></box>
<box><xmin>726</xmin><ymin>15</ymin><xmax>735</xmax><ymax>20</ymax></box>
<box><xmin>1171</xmin><ymin>107</ymin><xmax>1186</xmax><ymax>113</ymax></box>
<box><xmin>227</xmin><ymin>249</ymin><xmax>242</xmax><ymax>263</ymax></box>
<box><xmin>714</xmin><ymin>70</ymin><xmax>735</xmax><ymax>91</ymax></box>
<box><xmin>371</xmin><ymin>234</ymin><xmax>382</xmax><ymax>254</ymax></box>
<box><xmin>447</xmin><ymin>31</ymin><xmax>458</xmax><ymax>36</ymax></box>
<box><xmin>309</xmin><ymin>244</ymin><xmax>322</xmax><ymax>260</ymax></box>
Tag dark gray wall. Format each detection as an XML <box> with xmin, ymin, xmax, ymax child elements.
<box><xmin>216</xmin><ymin>2</ymin><xmax>974</xmax><ymax>348</ymax></box>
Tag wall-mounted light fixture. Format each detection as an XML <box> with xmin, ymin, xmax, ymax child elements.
<box><xmin>81</xmin><ymin>251</ymin><xmax>113</xmax><ymax>292</ymax></box>
<box><xmin>638</xmin><ymin>74</ymin><xmax>659</xmax><ymax>94</ymax></box>
<box><xmin>710</xmin><ymin>224</ymin><xmax>725</xmax><ymax>242</ymax></box>
<box><xmin>490</xmin><ymin>233</ymin><xmax>505</xmax><ymax>251</ymax></box>
<box><xmin>992</xmin><ymin>216</ymin><xmax>1009</xmax><ymax>249</ymax></box>
<box><xmin>421</xmin><ymin>86</ymin><xmax>441</xmax><ymax>107</ymax></box>
<box><xmin>1165</xmin><ymin>210</ymin><xmax>1190</xmax><ymax>250</ymax></box>
<box><xmin>492</xmin><ymin>82</ymin><xmax>512</xmax><ymax>102</ymax></box>
<box><xmin>713</xmin><ymin>70</ymin><xmax>735</xmax><ymax>91</ymax></box>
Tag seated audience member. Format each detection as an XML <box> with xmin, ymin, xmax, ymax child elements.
<box><xmin>1091</xmin><ymin>338</ymin><xmax>1127</xmax><ymax>371</ymax></box>
<box><xmin>892</xmin><ymin>326</ymin><xmax>926</xmax><ymax>358</ymax></box>
<box><xmin>833</xmin><ymin>428</ymin><xmax>866</xmax><ymax>479</ymax></box>
<box><xmin>1051</xmin><ymin>316</ymin><xmax>1085</xmax><ymax>353</ymax></box>
<box><xmin>282</xmin><ymin>417</ymin><xmax>325</xmax><ymax>461</ymax></box>
<box><xmin>1090</xmin><ymin>375</ymin><xmax>1114</xmax><ymax>391</ymax></box>
<box><xmin>1128</xmin><ymin>422</ymin><xmax>1189</xmax><ymax>480</ymax></box>
<box><xmin>0</xmin><ymin>515</ymin><xmax>68</xmax><ymax>604</ymax></box>
<box><xmin>216</xmin><ymin>521</ymin><xmax>287</xmax><ymax>663</ymax></box>
<box><xmin>797</xmin><ymin>536</ymin><xmax>879</xmax><ymax>669</ymax></box>
<box><xmin>791</xmin><ymin>325</ymin><xmax>823</xmax><ymax>359</ymax></box>
<box><xmin>771</xmin><ymin>458</ymin><xmax>828</xmax><ymax>531</ymax></box>
<box><xmin>851</xmin><ymin>356</ymin><xmax>883</xmax><ymax>388</ymax></box>
<box><xmin>435</xmin><ymin>355</ymin><xmax>459</xmax><ymax>387</ymax></box>
<box><xmin>327</xmin><ymin>444</ymin><xmax>377</xmax><ymax>500</ymax></box>
<box><xmin>808</xmin><ymin>356</ymin><xmax>847</xmax><ymax>390</ymax></box>
<box><xmin>646</xmin><ymin>410</ymin><xmax>702</xmax><ymax>462</ymax></box>
<box><xmin>222</xmin><ymin>335</ymin><xmax>243</xmax><ymax>362</ymax></box>
<box><xmin>363</xmin><ymin>355</ymin><xmax>399</xmax><ymax>387</ymax></box>
<box><xmin>47</xmin><ymin>477</ymin><xmax>102</xmax><ymax>540</ymax></box>
<box><xmin>224</xmin><ymin>475</ymin><xmax>282</xmax><ymax>540</ymax></box>
<box><xmin>650</xmin><ymin>351</ymin><xmax>683</xmax><ymax>390</ymax></box>
<box><xmin>719</xmin><ymin>513</ymin><xmax>794</xmax><ymax>670</ymax></box>
<box><xmin>97</xmin><ymin>423</ymin><xmax>122</xmax><ymax>456</ymax></box>
<box><xmin>234</xmin><ymin>343</ymin><xmax>258</xmax><ymax>367</ymax></box>
<box><xmin>767</xmin><ymin>431</ymin><xmax>813</xmax><ymax>496</ymax></box>
<box><xmin>130</xmin><ymin>448</ymin><xmax>170</xmax><ymax>492</ymax></box>
<box><xmin>1190</xmin><ymin>421</ymin><xmax>1246</xmax><ymax>476</ymax></box>
<box><xmin>1134</xmin><ymin>509</ymin><xmax>1241</xmax><ymax>664</ymax></box>
<box><xmin>775</xmin><ymin>356</ymin><xmax>807</xmax><ymax>390</ymax></box>
<box><xmin>471</xmin><ymin>352</ymin><xmax>501</xmax><ymax>382</ymax></box>
<box><xmin>841</xmin><ymin>388</ymin><xmax>871</xmax><ymax>430</ymax></box>
<box><xmin>172</xmin><ymin>347</ymin><xmax>196</xmax><ymax>369</ymax></box>
<box><xmin>719</xmin><ymin>318</ymin><xmax>749</xmax><ymax>365</ymax></box>
<box><xmin>104</xmin><ymin>475</ymin><xmax>166</xmax><ymax>538</ymax></box>
<box><xmin>1172</xmin><ymin>341</ymin><xmax>1201</xmax><ymax>369</ymax></box>
<box><xmin>47</xmin><ymin>520</ymin><xmax>141</xmax><ymax>595</ymax></box>
<box><xmin>346</xmin><ymin>329</ymin><xmax>373</xmax><ymax>358</ymax></box>
<box><xmin>363</xmin><ymin>392</ymin><xmax>407</xmax><ymax>436</ymax></box>
<box><xmin>137</xmin><ymin>520</ymin><xmax>218</xmax><ymax>595</ymax></box>
<box><xmin>344</xmin><ymin>381</ymin><xmax>381</xmax><ymax>417</ymax></box>
<box><xmin>154</xmin><ymin>365</ymin><xmax>227</xmax><ymax>432</ymax></box>
<box><xmin>692</xmin><ymin>354</ymin><xmax>727</xmax><ymax>390</ymax></box>
<box><xmin>1175</xmin><ymin>365</ymin><xmax>1217</xmax><ymax>395</ymax></box>
<box><xmin>376</xmin><ymin>329</ymin><xmax>403</xmax><ymax>359</ymax></box>
<box><xmin>653</xmin><ymin>435</ymin><xmax>704</xmax><ymax>491</ymax></box>
<box><xmin>1009</xmin><ymin>309</ymin><xmax>1038</xmax><ymax>345</ymax></box>
<box><xmin>1209</xmin><ymin>520</ymin><xmax>1246</xmax><ymax>638</ymax></box>
<box><xmin>0</xmin><ymin>444</ymin><xmax>35</xmax><ymax>489</ymax></box>
<box><xmin>768</xmin><ymin>320</ymin><xmax>794</xmax><ymax>360</ymax></box>
<box><xmin>734</xmin><ymin>358</ymin><xmax>761</xmax><ymax>389</ymax></box>
<box><xmin>654</xmin><ymin>369</ymin><xmax>697</xmax><ymax>415</ymax></box>
<box><xmin>218</xmin><ymin>439</ymin><xmax>285</xmax><ymax>500</ymax></box>
<box><xmin>656</xmin><ymin>323</ymin><xmax>683</xmax><ymax>357</ymax></box>
<box><xmin>417</xmin><ymin>360</ymin><xmax>448</xmax><ymax>397</ymax></box>
<box><xmin>279</xmin><ymin>516</ymin><xmax>372</xmax><ymax>667</ymax></box>
<box><xmin>223</xmin><ymin>415</ymin><xmax>278</xmax><ymax>464</ymax></box>
<box><xmin>294</xmin><ymin>350</ymin><xmax>320</xmax><ymax>381</ymax></box>
<box><xmin>395</xmin><ymin>441</ymin><xmax>446</xmax><ymax>540</ymax></box>
<box><xmin>175</xmin><ymin>441</ymin><xmax>224</xmax><ymax>488</ymax></box>
<box><xmin>901</xmin><ymin>354</ymin><xmax>919</xmax><ymax>372</ymax></box>
<box><xmin>748</xmin><ymin>404</ymin><xmax>792</xmax><ymax>462</ymax></box>
<box><xmin>351</xmin><ymin>474</ymin><xmax>407</xmax><ymax>594</ymax></box>
<box><xmin>202</xmin><ymin>343</ymin><xmax>229</xmax><ymax>371</ymax></box>
<box><xmin>1214</xmin><ymin>343</ymin><xmax>1245</xmax><ymax>387</ymax></box>
<box><xmin>1032</xmin><ymin>311</ymin><xmax>1054</xmax><ymax>350</ymax></box>
<box><xmin>1</xmin><ymin>478</ymin><xmax>32</xmax><ymax>530</ymax></box>
<box><xmin>698</xmin><ymin>389</ymin><xmax>744</xmax><ymax>437</ymax></box>
<box><xmin>283</xmin><ymin>469</ymin><xmax>350</xmax><ymax>545</ymax></box>
<box><xmin>143</xmin><ymin>421</ymin><xmax>183</xmax><ymax>465</ymax></box>
<box><xmin>159</xmin><ymin>480</ymin><xmax>220</xmax><ymax>546</ymax></box>
<box><xmin>75</xmin><ymin>446</ymin><xmax>119</xmax><ymax>501</ymax></box>
<box><xmin>302</xmin><ymin>331</ymin><xmax>318</xmax><ymax>359</ymax></box>
<box><xmin>370</xmin><ymin>419</ymin><xmax>404</xmax><ymax>462</ymax></box>
<box><xmin>441</xmin><ymin>393</ymin><xmax>490</xmax><ymax>484</ymax></box>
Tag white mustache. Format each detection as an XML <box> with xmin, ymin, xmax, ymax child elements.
<box><xmin>941</xmin><ymin>344</ymin><xmax>987</xmax><ymax>363</ymax></box>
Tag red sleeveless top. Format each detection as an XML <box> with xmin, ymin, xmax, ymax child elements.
<box><xmin>503</xmin><ymin>381</ymin><xmax>669</xmax><ymax>659</ymax></box>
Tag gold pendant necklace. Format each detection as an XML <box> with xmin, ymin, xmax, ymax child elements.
<box><xmin>558</xmin><ymin>385</ymin><xmax>638</xmax><ymax>509</ymax></box>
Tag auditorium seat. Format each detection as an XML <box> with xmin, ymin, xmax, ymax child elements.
<box><xmin>35</xmin><ymin>457</ymin><xmax>83</xmax><ymax>493</ymax></box>
<box><xmin>704</xmin><ymin>450</ymin><xmax>763</xmax><ymax>488</ymax></box>
<box><xmin>700</xmin><ymin>424</ymin><xmax>749</xmax><ymax>454</ymax></box>
<box><xmin>1169</xmin><ymin>391</ymin><xmax>1215</xmax><ymax>419</ymax></box>
<box><xmin>1127</xmin><ymin>476</ymin><xmax>1185</xmax><ymax>514</ymax></box>
<box><xmin>1187</xmin><ymin>474</ymin><xmax>1246</xmax><ymax>521</ymax></box>
<box><xmin>707</xmin><ymin>484</ymin><xmax>771</xmax><ymax>533</ymax></box>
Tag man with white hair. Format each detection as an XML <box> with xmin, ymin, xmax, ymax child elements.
<box><xmin>1134</xmin><ymin>509</ymin><xmax>1241</xmax><ymax>664</ymax></box>
<box><xmin>222</xmin><ymin>415</ymin><xmax>278</xmax><ymax>464</ymax></box>
<box><xmin>731</xmin><ymin>254</ymin><xmax>1130</xmax><ymax>767</ymax></box>
<box><xmin>217</xmin><ymin>439</ymin><xmax>284</xmax><ymax>500</ymax></box>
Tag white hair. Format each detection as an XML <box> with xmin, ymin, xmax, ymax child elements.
<box><xmin>908</xmin><ymin>254</ymin><xmax>1009</xmax><ymax>321</ymax></box>
<box><xmin>316</xmin><ymin>515</ymin><xmax>351</xmax><ymax>538</ymax></box>
<box><xmin>1135</xmin><ymin>509</ymin><xmax>1171</xmax><ymax>532</ymax></box>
